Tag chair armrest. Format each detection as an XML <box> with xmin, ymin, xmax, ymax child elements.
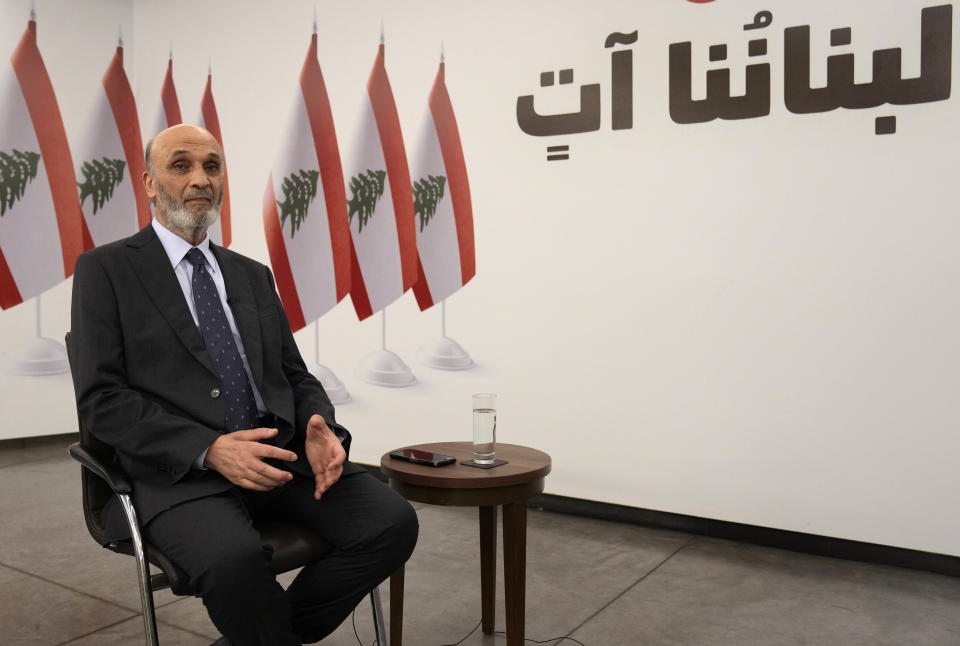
<box><xmin>68</xmin><ymin>442</ymin><xmax>132</xmax><ymax>494</ymax></box>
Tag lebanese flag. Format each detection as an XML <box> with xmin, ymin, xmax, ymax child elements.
<box><xmin>343</xmin><ymin>43</ymin><xmax>417</xmax><ymax>321</ymax></box>
<box><xmin>410</xmin><ymin>60</ymin><xmax>476</xmax><ymax>310</ymax></box>
<box><xmin>198</xmin><ymin>70</ymin><xmax>231</xmax><ymax>247</ymax></box>
<box><xmin>0</xmin><ymin>19</ymin><xmax>83</xmax><ymax>310</ymax></box>
<box><xmin>263</xmin><ymin>32</ymin><xmax>350</xmax><ymax>332</ymax></box>
<box><xmin>73</xmin><ymin>44</ymin><xmax>150</xmax><ymax>249</ymax></box>
<box><xmin>152</xmin><ymin>55</ymin><xmax>182</xmax><ymax>136</ymax></box>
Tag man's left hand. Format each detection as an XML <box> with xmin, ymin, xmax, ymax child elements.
<box><xmin>304</xmin><ymin>414</ymin><xmax>346</xmax><ymax>500</ymax></box>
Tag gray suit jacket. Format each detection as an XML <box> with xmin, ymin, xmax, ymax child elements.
<box><xmin>70</xmin><ymin>224</ymin><xmax>360</xmax><ymax>538</ymax></box>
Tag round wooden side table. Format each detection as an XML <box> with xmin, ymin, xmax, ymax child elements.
<box><xmin>380</xmin><ymin>442</ymin><xmax>552</xmax><ymax>646</ymax></box>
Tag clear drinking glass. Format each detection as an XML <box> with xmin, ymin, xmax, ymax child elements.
<box><xmin>472</xmin><ymin>394</ymin><xmax>497</xmax><ymax>464</ymax></box>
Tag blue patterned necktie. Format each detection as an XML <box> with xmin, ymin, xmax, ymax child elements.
<box><xmin>186</xmin><ymin>248</ymin><xmax>258</xmax><ymax>432</ymax></box>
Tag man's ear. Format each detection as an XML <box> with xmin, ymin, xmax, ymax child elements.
<box><xmin>143</xmin><ymin>171</ymin><xmax>156</xmax><ymax>200</ymax></box>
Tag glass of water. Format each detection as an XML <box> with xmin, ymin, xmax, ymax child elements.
<box><xmin>472</xmin><ymin>394</ymin><xmax>497</xmax><ymax>464</ymax></box>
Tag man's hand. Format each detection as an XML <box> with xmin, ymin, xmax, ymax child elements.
<box><xmin>204</xmin><ymin>427</ymin><xmax>297</xmax><ymax>491</ymax></box>
<box><xmin>304</xmin><ymin>414</ymin><xmax>346</xmax><ymax>500</ymax></box>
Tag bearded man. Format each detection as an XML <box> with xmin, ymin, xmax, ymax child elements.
<box><xmin>70</xmin><ymin>124</ymin><xmax>417</xmax><ymax>645</ymax></box>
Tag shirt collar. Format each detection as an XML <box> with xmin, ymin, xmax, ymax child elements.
<box><xmin>151</xmin><ymin>219</ymin><xmax>218</xmax><ymax>273</ymax></box>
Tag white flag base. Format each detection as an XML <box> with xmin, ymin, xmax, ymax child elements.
<box><xmin>417</xmin><ymin>335</ymin><xmax>475</xmax><ymax>370</ymax></box>
<box><xmin>356</xmin><ymin>348</ymin><xmax>416</xmax><ymax>387</ymax></box>
<box><xmin>2</xmin><ymin>336</ymin><xmax>69</xmax><ymax>376</ymax></box>
<box><xmin>310</xmin><ymin>363</ymin><xmax>351</xmax><ymax>404</ymax></box>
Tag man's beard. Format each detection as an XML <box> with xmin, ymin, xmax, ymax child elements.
<box><xmin>155</xmin><ymin>181</ymin><xmax>221</xmax><ymax>235</ymax></box>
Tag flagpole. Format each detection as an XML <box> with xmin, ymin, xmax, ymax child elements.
<box><xmin>263</xmin><ymin>15</ymin><xmax>352</xmax><ymax>399</ymax></box>
<box><xmin>381</xmin><ymin>310</ymin><xmax>386</xmax><ymax>349</ymax></box>
<box><xmin>309</xmin><ymin>320</ymin><xmax>350</xmax><ymax>404</ymax></box>
<box><xmin>408</xmin><ymin>43</ymin><xmax>475</xmax><ymax>371</ymax></box>
<box><xmin>2</xmin><ymin>7</ymin><xmax>77</xmax><ymax>376</ymax></box>
<box><xmin>352</xmin><ymin>29</ymin><xmax>415</xmax><ymax>388</ymax></box>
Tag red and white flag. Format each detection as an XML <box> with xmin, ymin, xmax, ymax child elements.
<box><xmin>263</xmin><ymin>32</ymin><xmax>350</xmax><ymax>332</ymax></box>
<box><xmin>198</xmin><ymin>69</ymin><xmax>232</xmax><ymax>247</ymax></box>
<box><xmin>0</xmin><ymin>18</ymin><xmax>83</xmax><ymax>310</ymax></box>
<box><xmin>73</xmin><ymin>42</ymin><xmax>150</xmax><ymax>249</ymax></box>
<box><xmin>152</xmin><ymin>54</ymin><xmax>182</xmax><ymax>136</ymax></box>
<box><xmin>343</xmin><ymin>43</ymin><xmax>417</xmax><ymax>321</ymax></box>
<box><xmin>410</xmin><ymin>59</ymin><xmax>475</xmax><ymax>310</ymax></box>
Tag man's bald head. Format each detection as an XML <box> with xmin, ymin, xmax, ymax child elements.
<box><xmin>145</xmin><ymin>124</ymin><xmax>223</xmax><ymax>174</ymax></box>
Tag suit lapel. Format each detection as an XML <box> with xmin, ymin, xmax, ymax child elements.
<box><xmin>125</xmin><ymin>225</ymin><xmax>217</xmax><ymax>376</ymax></box>
<box><xmin>212</xmin><ymin>244</ymin><xmax>264</xmax><ymax>388</ymax></box>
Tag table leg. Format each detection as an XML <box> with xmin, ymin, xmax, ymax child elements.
<box><xmin>479</xmin><ymin>505</ymin><xmax>497</xmax><ymax>634</ymax></box>
<box><xmin>502</xmin><ymin>501</ymin><xmax>527</xmax><ymax>646</ymax></box>
<box><xmin>390</xmin><ymin>564</ymin><xmax>404</xmax><ymax>646</ymax></box>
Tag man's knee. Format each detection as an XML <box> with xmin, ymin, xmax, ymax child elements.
<box><xmin>393</xmin><ymin>497</ymin><xmax>419</xmax><ymax>557</ymax></box>
<box><xmin>380</xmin><ymin>494</ymin><xmax>419</xmax><ymax>566</ymax></box>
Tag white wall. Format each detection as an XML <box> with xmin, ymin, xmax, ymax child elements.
<box><xmin>2</xmin><ymin>0</ymin><xmax>958</xmax><ymax>557</ymax></box>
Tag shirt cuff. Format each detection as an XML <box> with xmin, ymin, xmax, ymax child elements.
<box><xmin>193</xmin><ymin>446</ymin><xmax>210</xmax><ymax>471</ymax></box>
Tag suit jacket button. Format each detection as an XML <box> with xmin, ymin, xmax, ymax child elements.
<box><xmin>210</xmin><ymin>387</ymin><xmax>221</xmax><ymax>399</ymax></box>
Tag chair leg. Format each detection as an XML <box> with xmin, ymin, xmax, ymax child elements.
<box><xmin>390</xmin><ymin>565</ymin><xmax>404</xmax><ymax>646</ymax></box>
<box><xmin>370</xmin><ymin>585</ymin><xmax>387</xmax><ymax>646</ymax></box>
<box><xmin>118</xmin><ymin>494</ymin><xmax>159</xmax><ymax>646</ymax></box>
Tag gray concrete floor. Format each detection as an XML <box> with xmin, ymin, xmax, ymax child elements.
<box><xmin>2</xmin><ymin>435</ymin><xmax>959</xmax><ymax>646</ymax></box>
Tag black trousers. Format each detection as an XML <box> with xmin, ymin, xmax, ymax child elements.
<box><xmin>143</xmin><ymin>470</ymin><xmax>418</xmax><ymax>645</ymax></box>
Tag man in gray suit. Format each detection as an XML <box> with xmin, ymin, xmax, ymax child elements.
<box><xmin>70</xmin><ymin>124</ymin><xmax>417</xmax><ymax>645</ymax></box>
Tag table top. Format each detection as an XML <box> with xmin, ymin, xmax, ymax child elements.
<box><xmin>380</xmin><ymin>442</ymin><xmax>551</xmax><ymax>490</ymax></box>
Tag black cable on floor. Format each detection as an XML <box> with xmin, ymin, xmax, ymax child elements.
<box><xmin>493</xmin><ymin>630</ymin><xmax>587</xmax><ymax>645</ymax></box>
<box><xmin>438</xmin><ymin>618</ymin><xmax>588</xmax><ymax>646</ymax></box>
<box><xmin>351</xmin><ymin>607</ymin><xmax>363</xmax><ymax>645</ymax></box>
<box><xmin>351</xmin><ymin>609</ymin><xmax>591</xmax><ymax>646</ymax></box>
<box><xmin>347</xmin><ymin>603</ymin><xmax>387</xmax><ymax>646</ymax></box>
<box><xmin>439</xmin><ymin>618</ymin><xmax>482</xmax><ymax>645</ymax></box>
<box><xmin>350</xmin><ymin>606</ymin><xmax>382</xmax><ymax>646</ymax></box>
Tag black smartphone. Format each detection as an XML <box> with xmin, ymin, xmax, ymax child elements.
<box><xmin>389</xmin><ymin>449</ymin><xmax>456</xmax><ymax>467</ymax></box>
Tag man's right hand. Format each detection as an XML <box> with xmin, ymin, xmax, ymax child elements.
<box><xmin>203</xmin><ymin>427</ymin><xmax>297</xmax><ymax>491</ymax></box>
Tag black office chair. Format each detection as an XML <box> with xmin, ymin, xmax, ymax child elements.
<box><xmin>65</xmin><ymin>333</ymin><xmax>387</xmax><ymax>645</ymax></box>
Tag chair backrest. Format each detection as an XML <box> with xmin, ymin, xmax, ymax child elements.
<box><xmin>65</xmin><ymin>332</ymin><xmax>115</xmax><ymax>546</ymax></box>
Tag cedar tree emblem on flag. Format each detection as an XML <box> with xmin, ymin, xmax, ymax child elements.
<box><xmin>276</xmin><ymin>169</ymin><xmax>319</xmax><ymax>238</ymax></box>
<box><xmin>412</xmin><ymin>174</ymin><xmax>446</xmax><ymax>232</ymax></box>
<box><xmin>0</xmin><ymin>149</ymin><xmax>41</xmax><ymax>216</ymax></box>
<box><xmin>77</xmin><ymin>157</ymin><xmax>126</xmax><ymax>214</ymax></box>
<box><xmin>347</xmin><ymin>169</ymin><xmax>386</xmax><ymax>233</ymax></box>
